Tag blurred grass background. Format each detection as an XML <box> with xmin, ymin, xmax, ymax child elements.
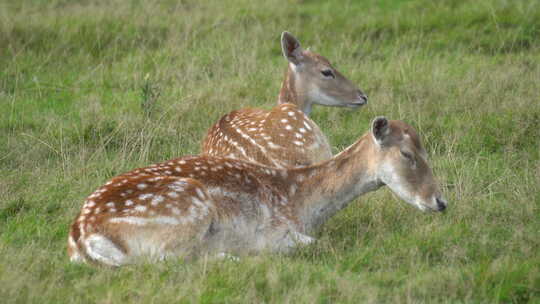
<box><xmin>0</xmin><ymin>0</ymin><xmax>539</xmax><ymax>302</ymax></box>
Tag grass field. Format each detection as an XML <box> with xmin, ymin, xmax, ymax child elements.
<box><xmin>1</xmin><ymin>0</ymin><xmax>539</xmax><ymax>302</ymax></box>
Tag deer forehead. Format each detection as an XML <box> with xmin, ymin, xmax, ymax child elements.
<box><xmin>303</xmin><ymin>50</ymin><xmax>332</xmax><ymax>66</ymax></box>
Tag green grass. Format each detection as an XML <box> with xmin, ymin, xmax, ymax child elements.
<box><xmin>1</xmin><ymin>0</ymin><xmax>539</xmax><ymax>302</ymax></box>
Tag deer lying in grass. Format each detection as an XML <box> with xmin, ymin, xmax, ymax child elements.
<box><xmin>68</xmin><ymin>117</ymin><xmax>447</xmax><ymax>267</ymax></box>
<box><xmin>201</xmin><ymin>32</ymin><xmax>367</xmax><ymax>168</ymax></box>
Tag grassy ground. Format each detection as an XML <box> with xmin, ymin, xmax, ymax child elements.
<box><xmin>1</xmin><ymin>0</ymin><xmax>539</xmax><ymax>302</ymax></box>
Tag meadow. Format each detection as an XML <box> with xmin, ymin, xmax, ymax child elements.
<box><xmin>1</xmin><ymin>0</ymin><xmax>539</xmax><ymax>302</ymax></box>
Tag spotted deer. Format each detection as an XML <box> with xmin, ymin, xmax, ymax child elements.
<box><xmin>68</xmin><ymin>117</ymin><xmax>447</xmax><ymax>266</ymax></box>
<box><xmin>201</xmin><ymin>32</ymin><xmax>367</xmax><ymax>168</ymax></box>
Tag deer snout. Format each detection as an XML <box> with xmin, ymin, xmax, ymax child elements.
<box><xmin>436</xmin><ymin>197</ymin><xmax>447</xmax><ymax>212</ymax></box>
<box><xmin>350</xmin><ymin>90</ymin><xmax>368</xmax><ymax>107</ymax></box>
<box><xmin>358</xmin><ymin>91</ymin><xmax>368</xmax><ymax>103</ymax></box>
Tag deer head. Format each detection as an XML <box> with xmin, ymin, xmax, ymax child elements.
<box><xmin>370</xmin><ymin>117</ymin><xmax>447</xmax><ymax>212</ymax></box>
<box><xmin>279</xmin><ymin>31</ymin><xmax>367</xmax><ymax>114</ymax></box>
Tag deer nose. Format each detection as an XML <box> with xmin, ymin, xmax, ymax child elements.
<box><xmin>436</xmin><ymin>197</ymin><xmax>447</xmax><ymax>212</ymax></box>
<box><xmin>357</xmin><ymin>91</ymin><xmax>368</xmax><ymax>104</ymax></box>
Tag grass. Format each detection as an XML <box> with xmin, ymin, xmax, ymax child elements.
<box><xmin>1</xmin><ymin>0</ymin><xmax>539</xmax><ymax>302</ymax></box>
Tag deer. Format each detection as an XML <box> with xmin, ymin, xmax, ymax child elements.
<box><xmin>68</xmin><ymin>117</ymin><xmax>447</xmax><ymax>267</ymax></box>
<box><xmin>201</xmin><ymin>32</ymin><xmax>368</xmax><ymax>168</ymax></box>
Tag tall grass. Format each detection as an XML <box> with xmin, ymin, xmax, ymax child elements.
<box><xmin>1</xmin><ymin>0</ymin><xmax>539</xmax><ymax>302</ymax></box>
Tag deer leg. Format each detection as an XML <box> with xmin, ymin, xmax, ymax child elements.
<box><xmin>290</xmin><ymin>231</ymin><xmax>316</xmax><ymax>245</ymax></box>
<box><xmin>215</xmin><ymin>252</ymin><xmax>240</xmax><ymax>262</ymax></box>
<box><xmin>273</xmin><ymin>229</ymin><xmax>316</xmax><ymax>253</ymax></box>
<box><xmin>83</xmin><ymin>233</ymin><xmax>128</xmax><ymax>267</ymax></box>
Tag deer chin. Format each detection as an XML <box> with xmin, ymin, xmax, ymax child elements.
<box><xmin>345</xmin><ymin>101</ymin><xmax>367</xmax><ymax>109</ymax></box>
<box><xmin>308</xmin><ymin>88</ymin><xmax>355</xmax><ymax>108</ymax></box>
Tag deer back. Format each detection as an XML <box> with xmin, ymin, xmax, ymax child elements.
<box><xmin>201</xmin><ymin>103</ymin><xmax>331</xmax><ymax>168</ymax></box>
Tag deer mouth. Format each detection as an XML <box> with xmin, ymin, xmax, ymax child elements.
<box><xmin>418</xmin><ymin>197</ymin><xmax>448</xmax><ymax>213</ymax></box>
<box><xmin>347</xmin><ymin>95</ymin><xmax>368</xmax><ymax>108</ymax></box>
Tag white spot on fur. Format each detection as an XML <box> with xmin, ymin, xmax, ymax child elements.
<box><xmin>151</xmin><ymin>195</ymin><xmax>164</xmax><ymax>206</ymax></box>
<box><xmin>134</xmin><ymin>205</ymin><xmax>147</xmax><ymax>212</ymax></box>
<box><xmin>195</xmin><ymin>188</ymin><xmax>206</xmax><ymax>200</ymax></box>
<box><xmin>139</xmin><ymin>193</ymin><xmax>153</xmax><ymax>200</ymax></box>
<box><xmin>268</xmin><ymin>141</ymin><xmax>281</xmax><ymax>149</ymax></box>
<box><xmin>167</xmin><ymin>191</ymin><xmax>179</xmax><ymax>198</ymax></box>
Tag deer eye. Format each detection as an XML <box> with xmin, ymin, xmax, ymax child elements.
<box><xmin>400</xmin><ymin>150</ymin><xmax>415</xmax><ymax>164</ymax></box>
<box><xmin>321</xmin><ymin>69</ymin><xmax>335</xmax><ymax>78</ymax></box>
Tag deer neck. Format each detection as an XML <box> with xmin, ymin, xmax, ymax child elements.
<box><xmin>278</xmin><ymin>64</ymin><xmax>312</xmax><ymax>115</ymax></box>
<box><xmin>289</xmin><ymin>134</ymin><xmax>383</xmax><ymax>233</ymax></box>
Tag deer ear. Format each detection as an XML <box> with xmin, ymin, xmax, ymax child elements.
<box><xmin>281</xmin><ymin>31</ymin><xmax>304</xmax><ymax>65</ymax></box>
<box><xmin>371</xmin><ymin>116</ymin><xmax>390</xmax><ymax>145</ymax></box>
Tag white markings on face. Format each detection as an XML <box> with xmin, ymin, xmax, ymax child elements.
<box><xmin>125</xmin><ymin>200</ymin><xmax>134</xmax><ymax>206</ymax></box>
<box><xmin>285</xmin><ymin>125</ymin><xmax>293</xmax><ymax>131</ymax></box>
<box><xmin>379</xmin><ymin>162</ymin><xmax>420</xmax><ymax>210</ymax></box>
<box><xmin>281</xmin><ymin>118</ymin><xmax>289</xmax><ymax>124</ymax></box>
<box><xmin>137</xmin><ymin>183</ymin><xmax>148</xmax><ymax>190</ymax></box>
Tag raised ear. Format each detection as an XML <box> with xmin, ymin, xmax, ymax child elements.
<box><xmin>371</xmin><ymin>116</ymin><xmax>390</xmax><ymax>145</ymax></box>
<box><xmin>281</xmin><ymin>31</ymin><xmax>304</xmax><ymax>65</ymax></box>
